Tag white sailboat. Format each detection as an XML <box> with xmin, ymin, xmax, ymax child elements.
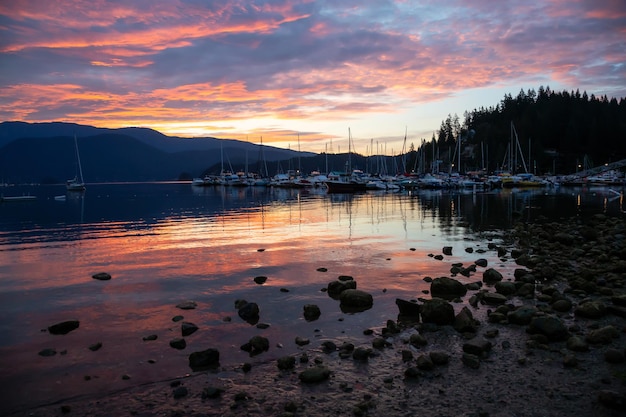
<box><xmin>67</xmin><ymin>134</ymin><xmax>85</xmax><ymax>191</ymax></box>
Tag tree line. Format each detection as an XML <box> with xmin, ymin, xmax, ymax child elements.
<box><xmin>405</xmin><ymin>86</ymin><xmax>626</xmax><ymax>175</ymax></box>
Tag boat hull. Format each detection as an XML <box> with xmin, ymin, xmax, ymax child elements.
<box><xmin>325</xmin><ymin>180</ymin><xmax>367</xmax><ymax>193</ymax></box>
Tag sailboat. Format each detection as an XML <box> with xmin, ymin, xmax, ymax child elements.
<box><xmin>324</xmin><ymin>128</ymin><xmax>367</xmax><ymax>193</ymax></box>
<box><xmin>67</xmin><ymin>134</ymin><xmax>86</xmax><ymax>191</ymax></box>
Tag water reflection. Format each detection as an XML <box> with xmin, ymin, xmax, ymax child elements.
<box><xmin>0</xmin><ymin>182</ymin><xmax>623</xmax><ymax>413</ymax></box>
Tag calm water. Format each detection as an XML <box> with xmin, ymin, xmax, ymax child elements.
<box><xmin>0</xmin><ymin>182</ymin><xmax>623</xmax><ymax>412</ymax></box>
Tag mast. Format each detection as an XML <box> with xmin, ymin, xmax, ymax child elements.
<box><xmin>402</xmin><ymin>126</ymin><xmax>407</xmax><ymax>173</ymax></box>
<box><xmin>74</xmin><ymin>134</ymin><xmax>84</xmax><ymax>183</ymax></box>
<box><xmin>348</xmin><ymin>128</ymin><xmax>352</xmax><ymax>174</ymax></box>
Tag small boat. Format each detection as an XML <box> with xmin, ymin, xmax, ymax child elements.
<box><xmin>325</xmin><ymin>171</ymin><xmax>367</xmax><ymax>193</ymax></box>
<box><xmin>67</xmin><ymin>134</ymin><xmax>86</xmax><ymax>191</ymax></box>
<box><xmin>0</xmin><ymin>195</ymin><xmax>37</xmax><ymax>202</ymax></box>
<box><xmin>54</xmin><ymin>195</ymin><xmax>67</xmax><ymax>201</ymax></box>
<box><xmin>325</xmin><ymin>128</ymin><xmax>367</xmax><ymax>193</ymax></box>
<box><xmin>191</xmin><ymin>175</ymin><xmax>216</xmax><ymax>186</ymax></box>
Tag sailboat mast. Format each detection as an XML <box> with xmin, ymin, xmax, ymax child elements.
<box><xmin>74</xmin><ymin>134</ymin><xmax>84</xmax><ymax>183</ymax></box>
<box><xmin>348</xmin><ymin>128</ymin><xmax>352</xmax><ymax>174</ymax></box>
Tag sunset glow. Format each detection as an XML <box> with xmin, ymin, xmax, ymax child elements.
<box><xmin>1</xmin><ymin>0</ymin><xmax>625</xmax><ymax>153</ymax></box>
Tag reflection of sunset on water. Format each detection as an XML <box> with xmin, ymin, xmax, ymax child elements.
<box><xmin>1</xmin><ymin>183</ymin><xmax>623</xmax><ymax>413</ymax></box>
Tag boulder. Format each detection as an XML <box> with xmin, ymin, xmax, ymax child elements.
<box><xmin>527</xmin><ymin>316</ymin><xmax>569</xmax><ymax>342</ymax></box>
<box><xmin>48</xmin><ymin>320</ymin><xmax>80</xmax><ymax>335</ymax></box>
<box><xmin>92</xmin><ymin>272</ymin><xmax>111</xmax><ymax>281</ymax></box>
<box><xmin>303</xmin><ymin>304</ymin><xmax>321</xmax><ymax>321</ymax></box>
<box><xmin>181</xmin><ymin>322</ymin><xmax>199</xmax><ymax>337</ymax></box>
<box><xmin>420</xmin><ymin>298</ymin><xmax>455</xmax><ymax>326</ymax></box>
<box><xmin>574</xmin><ymin>300</ymin><xmax>607</xmax><ymax>319</ymax></box>
<box><xmin>327</xmin><ymin>279</ymin><xmax>356</xmax><ymax>297</ymax></box>
<box><xmin>462</xmin><ymin>338</ymin><xmax>492</xmax><ymax>356</ymax></box>
<box><xmin>454</xmin><ymin>306</ymin><xmax>477</xmax><ymax>333</ymax></box>
<box><xmin>188</xmin><ymin>348</ymin><xmax>220</xmax><ymax>371</ymax></box>
<box><xmin>169</xmin><ymin>338</ymin><xmax>186</xmax><ymax>350</ymax></box>
<box><xmin>483</xmin><ymin>268</ymin><xmax>503</xmax><ymax>284</ymax></box>
<box><xmin>430</xmin><ymin>277</ymin><xmax>467</xmax><ymax>299</ymax></box>
<box><xmin>507</xmin><ymin>305</ymin><xmax>539</xmax><ymax>325</ymax></box>
<box><xmin>395</xmin><ymin>298</ymin><xmax>421</xmax><ymax>317</ymax></box>
<box><xmin>299</xmin><ymin>366</ymin><xmax>331</xmax><ymax>383</ymax></box>
<box><xmin>339</xmin><ymin>289</ymin><xmax>373</xmax><ymax>311</ymax></box>
<box><xmin>482</xmin><ymin>292</ymin><xmax>508</xmax><ymax>305</ymax></box>
<box><xmin>585</xmin><ymin>325</ymin><xmax>619</xmax><ymax>345</ymax></box>
<box><xmin>176</xmin><ymin>300</ymin><xmax>197</xmax><ymax>310</ymax></box>
<box><xmin>238</xmin><ymin>302</ymin><xmax>260</xmax><ymax>324</ymax></box>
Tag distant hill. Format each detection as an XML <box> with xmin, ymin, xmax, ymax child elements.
<box><xmin>0</xmin><ymin>122</ymin><xmax>314</xmax><ymax>183</ymax></box>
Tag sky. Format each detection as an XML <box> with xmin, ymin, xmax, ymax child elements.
<box><xmin>1</xmin><ymin>1</ymin><xmax>625</xmax><ymax>154</ymax></box>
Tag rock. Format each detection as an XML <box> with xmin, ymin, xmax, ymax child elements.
<box><xmin>429</xmin><ymin>351</ymin><xmax>450</xmax><ymax>365</ymax></box>
<box><xmin>395</xmin><ymin>298</ymin><xmax>421</xmax><ymax>317</ymax></box>
<box><xmin>38</xmin><ymin>348</ymin><xmax>57</xmax><ymax>357</ymax></box>
<box><xmin>253</xmin><ymin>276</ymin><xmax>267</xmax><ymax>284</ymax></box>
<box><xmin>553</xmin><ymin>232</ymin><xmax>574</xmax><ymax>245</ymax></box>
<box><xmin>299</xmin><ymin>366</ymin><xmax>331</xmax><ymax>383</ymax></box>
<box><xmin>339</xmin><ymin>289</ymin><xmax>373</xmax><ymax>311</ymax></box>
<box><xmin>462</xmin><ymin>338</ymin><xmax>492</xmax><ymax>356</ymax></box>
<box><xmin>409</xmin><ymin>333</ymin><xmax>428</xmax><ymax>348</ymax></box>
<box><xmin>495</xmin><ymin>281</ymin><xmax>516</xmax><ymax>296</ymax></box>
<box><xmin>416</xmin><ymin>354</ymin><xmax>435</xmax><ymax>370</ymax></box>
<box><xmin>430</xmin><ymin>277</ymin><xmax>467</xmax><ymax>299</ymax></box>
<box><xmin>516</xmin><ymin>282</ymin><xmax>536</xmax><ymax>297</ymax></box>
<box><xmin>238</xmin><ymin>302</ymin><xmax>260</xmax><ymax>324</ymax></box>
<box><xmin>88</xmin><ymin>342</ymin><xmax>103</xmax><ymax>351</ymax></box>
<box><xmin>352</xmin><ymin>347</ymin><xmax>371</xmax><ymax>361</ymax></box>
<box><xmin>176</xmin><ymin>301</ymin><xmax>197</xmax><ymax>310</ymax></box>
<box><xmin>586</xmin><ymin>326</ymin><xmax>619</xmax><ymax>345</ymax></box>
<box><xmin>181</xmin><ymin>322</ymin><xmax>199</xmax><ymax>337</ymax></box>
<box><xmin>566</xmin><ymin>336</ymin><xmax>589</xmax><ymax>352</ymax></box>
<box><xmin>372</xmin><ymin>337</ymin><xmax>387</xmax><ymax>349</ymax></box>
<box><xmin>172</xmin><ymin>315</ymin><xmax>184</xmax><ymax>322</ymax></box>
<box><xmin>551</xmin><ymin>299</ymin><xmax>573</xmax><ymax>312</ymax></box>
<box><xmin>420</xmin><ymin>298</ymin><xmax>455</xmax><ymax>325</ymax></box>
<box><xmin>475</xmin><ymin>258</ymin><xmax>488</xmax><ymax>267</ymax></box>
<box><xmin>574</xmin><ymin>300</ymin><xmax>607</xmax><ymax>319</ymax></box>
<box><xmin>327</xmin><ymin>279</ymin><xmax>356</xmax><ymax>297</ymax></box>
<box><xmin>404</xmin><ymin>366</ymin><xmax>420</xmax><ymax>378</ymax></box>
<box><xmin>277</xmin><ymin>356</ymin><xmax>296</xmax><ymax>370</ymax></box>
<box><xmin>402</xmin><ymin>350</ymin><xmax>414</xmax><ymax>362</ymax></box>
<box><xmin>507</xmin><ymin>305</ymin><xmax>539</xmax><ymax>325</ymax></box>
<box><xmin>482</xmin><ymin>292</ymin><xmax>508</xmax><ymax>305</ymax></box>
<box><xmin>170</xmin><ymin>338</ymin><xmax>186</xmax><ymax>350</ymax></box>
<box><xmin>462</xmin><ymin>353</ymin><xmax>481</xmax><ymax>369</ymax></box>
<box><xmin>442</xmin><ymin>246</ymin><xmax>453</xmax><ymax>255</ymax></box>
<box><xmin>92</xmin><ymin>272</ymin><xmax>111</xmax><ymax>281</ymax></box>
<box><xmin>321</xmin><ymin>341</ymin><xmax>337</xmax><ymax>353</ymax></box>
<box><xmin>527</xmin><ymin>316</ymin><xmax>569</xmax><ymax>342</ymax></box>
<box><xmin>303</xmin><ymin>304</ymin><xmax>321</xmax><ymax>321</ymax></box>
<box><xmin>242</xmin><ymin>335</ymin><xmax>269</xmax><ymax>355</ymax></box>
<box><xmin>453</xmin><ymin>306</ymin><xmax>477</xmax><ymax>333</ymax></box>
<box><xmin>295</xmin><ymin>336</ymin><xmax>310</xmax><ymax>346</ymax></box>
<box><xmin>483</xmin><ymin>268</ymin><xmax>503</xmax><ymax>284</ymax></box>
<box><xmin>188</xmin><ymin>348</ymin><xmax>220</xmax><ymax>371</ymax></box>
<box><xmin>142</xmin><ymin>334</ymin><xmax>158</xmax><ymax>341</ymax></box>
<box><xmin>48</xmin><ymin>320</ymin><xmax>80</xmax><ymax>335</ymax></box>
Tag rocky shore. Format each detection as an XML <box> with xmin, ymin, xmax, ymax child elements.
<box><xmin>9</xmin><ymin>213</ymin><xmax>626</xmax><ymax>417</ymax></box>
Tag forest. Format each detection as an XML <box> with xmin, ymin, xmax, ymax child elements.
<box><xmin>405</xmin><ymin>86</ymin><xmax>626</xmax><ymax>175</ymax></box>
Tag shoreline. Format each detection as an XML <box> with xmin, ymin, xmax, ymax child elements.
<box><xmin>6</xmin><ymin>213</ymin><xmax>626</xmax><ymax>417</ymax></box>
